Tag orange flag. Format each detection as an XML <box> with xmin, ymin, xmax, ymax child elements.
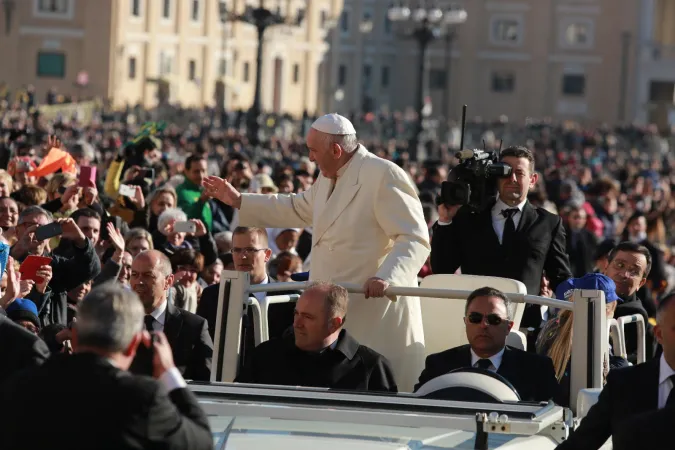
<box><xmin>27</xmin><ymin>147</ymin><xmax>77</xmax><ymax>178</ymax></box>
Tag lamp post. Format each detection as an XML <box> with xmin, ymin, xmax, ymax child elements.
<box><xmin>221</xmin><ymin>0</ymin><xmax>305</xmax><ymax>145</ymax></box>
<box><xmin>388</xmin><ymin>1</ymin><xmax>466</xmax><ymax>161</ymax></box>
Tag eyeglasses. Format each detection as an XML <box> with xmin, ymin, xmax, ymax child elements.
<box><xmin>609</xmin><ymin>260</ymin><xmax>643</xmax><ymax>278</ymax></box>
<box><xmin>467</xmin><ymin>312</ymin><xmax>506</xmax><ymax>326</ymax></box>
<box><xmin>232</xmin><ymin>247</ymin><xmax>266</xmax><ymax>255</ymax></box>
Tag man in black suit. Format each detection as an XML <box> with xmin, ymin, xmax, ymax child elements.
<box><xmin>197</xmin><ymin>227</ymin><xmax>298</xmax><ymax>362</ymax></box>
<box><xmin>236</xmin><ymin>282</ymin><xmax>398</xmax><ymax>393</ymax></box>
<box><xmin>0</xmin><ymin>312</ymin><xmax>49</xmax><ymax>384</ymax></box>
<box><xmin>556</xmin><ymin>292</ymin><xmax>675</xmax><ymax>450</ymax></box>
<box><xmin>414</xmin><ymin>287</ymin><xmax>558</xmax><ymax>402</ymax></box>
<box><xmin>129</xmin><ymin>250</ymin><xmax>213</xmax><ymax>381</ymax></box>
<box><xmin>612</xmin><ymin>405</ymin><xmax>674</xmax><ymax>450</ymax></box>
<box><xmin>431</xmin><ymin>146</ymin><xmax>572</xmax><ymax>329</ymax></box>
<box><xmin>0</xmin><ymin>283</ymin><xmax>213</xmax><ymax>450</ymax></box>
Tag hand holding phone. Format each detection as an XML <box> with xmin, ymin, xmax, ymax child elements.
<box><xmin>19</xmin><ymin>255</ymin><xmax>53</xmax><ymax>284</ymax></box>
<box><xmin>79</xmin><ymin>166</ymin><xmax>97</xmax><ymax>188</ymax></box>
<box><xmin>118</xmin><ymin>184</ymin><xmax>136</xmax><ymax>197</ymax></box>
<box><xmin>35</xmin><ymin>222</ymin><xmax>63</xmax><ymax>241</ymax></box>
<box><xmin>173</xmin><ymin>221</ymin><xmax>196</xmax><ymax>234</ymax></box>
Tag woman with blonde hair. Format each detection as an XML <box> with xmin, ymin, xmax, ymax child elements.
<box><xmin>123</xmin><ymin>228</ymin><xmax>154</xmax><ymax>258</ymax></box>
<box><xmin>536</xmin><ymin>273</ymin><xmax>629</xmax><ymax>407</ymax></box>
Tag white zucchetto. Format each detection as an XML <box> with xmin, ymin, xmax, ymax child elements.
<box><xmin>310</xmin><ymin>113</ymin><xmax>356</xmax><ymax>135</ymax></box>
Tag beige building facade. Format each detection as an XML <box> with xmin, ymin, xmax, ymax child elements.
<box><xmin>635</xmin><ymin>0</ymin><xmax>675</xmax><ymax>128</ymax></box>
<box><xmin>323</xmin><ymin>0</ymin><xmax>643</xmax><ymax>124</ymax></box>
<box><xmin>0</xmin><ymin>0</ymin><xmax>338</xmax><ymax>116</ymax></box>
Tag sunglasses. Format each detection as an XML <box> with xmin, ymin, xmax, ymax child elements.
<box><xmin>467</xmin><ymin>312</ymin><xmax>506</xmax><ymax>326</ymax></box>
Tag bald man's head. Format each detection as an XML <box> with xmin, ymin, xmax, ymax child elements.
<box><xmin>130</xmin><ymin>249</ymin><xmax>174</xmax><ymax>312</ymax></box>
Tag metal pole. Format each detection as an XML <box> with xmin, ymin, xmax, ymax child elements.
<box><xmin>410</xmin><ymin>30</ymin><xmax>429</xmax><ymax>162</ymax></box>
<box><xmin>618</xmin><ymin>31</ymin><xmax>632</xmax><ymax>122</ymax></box>
<box><xmin>247</xmin><ymin>24</ymin><xmax>265</xmax><ymax>145</ymax></box>
<box><xmin>441</xmin><ymin>31</ymin><xmax>454</xmax><ymax>145</ymax></box>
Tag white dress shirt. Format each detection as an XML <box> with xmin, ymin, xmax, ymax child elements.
<box><xmin>658</xmin><ymin>353</ymin><xmax>675</xmax><ymax>409</ymax></box>
<box><xmin>252</xmin><ymin>276</ymin><xmax>269</xmax><ymax>302</ymax></box>
<box><xmin>147</xmin><ymin>300</ymin><xmax>168</xmax><ymax>332</ymax></box>
<box><xmin>436</xmin><ymin>198</ymin><xmax>527</xmax><ymax>237</ymax></box>
<box><xmin>491</xmin><ymin>198</ymin><xmax>527</xmax><ymax>244</ymax></box>
<box><xmin>470</xmin><ymin>347</ymin><xmax>505</xmax><ymax>372</ymax></box>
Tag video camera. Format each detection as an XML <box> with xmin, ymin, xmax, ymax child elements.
<box><xmin>439</xmin><ymin>106</ymin><xmax>512</xmax><ymax>212</ymax></box>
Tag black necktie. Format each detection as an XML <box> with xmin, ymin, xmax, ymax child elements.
<box><xmin>666</xmin><ymin>375</ymin><xmax>675</xmax><ymax>407</ymax></box>
<box><xmin>144</xmin><ymin>315</ymin><xmax>155</xmax><ymax>332</ymax></box>
<box><xmin>501</xmin><ymin>208</ymin><xmax>518</xmax><ymax>248</ymax></box>
<box><xmin>476</xmin><ymin>359</ymin><xmax>493</xmax><ymax>370</ymax></box>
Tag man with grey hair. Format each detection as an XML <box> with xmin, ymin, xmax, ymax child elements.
<box><xmin>414</xmin><ymin>286</ymin><xmax>558</xmax><ymax>402</ymax></box>
<box><xmin>236</xmin><ymin>281</ymin><xmax>398</xmax><ymax>392</ymax></box>
<box><xmin>204</xmin><ymin>113</ymin><xmax>429</xmax><ymax>391</ymax></box>
<box><xmin>129</xmin><ymin>250</ymin><xmax>213</xmax><ymax>381</ymax></box>
<box><xmin>0</xmin><ymin>283</ymin><xmax>213</xmax><ymax>450</ymax></box>
<box><xmin>10</xmin><ymin>205</ymin><xmax>101</xmax><ymax>327</ymax></box>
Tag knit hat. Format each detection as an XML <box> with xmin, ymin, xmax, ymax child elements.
<box><xmin>5</xmin><ymin>298</ymin><xmax>40</xmax><ymax>328</ymax></box>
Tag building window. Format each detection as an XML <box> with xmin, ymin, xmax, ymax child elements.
<box><xmin>491</xmin><ymin>72</ymin><xmax>515</xmax><ymax>93</ymax></box>
<box><xmin>296</xmin><ymin>8</ymin><xmax>305</xmax><ymax>25</ymax></box>
<box><xmin>191</xmin><ymin>0</ymin><xmax>200</xmax><ymax>21</ymax></box>
<box><xmin>562</xmin><ymin>74</ymin><xmax>585</xmax><ymax>96</ymax></box>
<box><xmin>129</xmin><ymin>57</ymin><xmax>137</xmax><ymax>79</ymax></box>
<box><xmin>293</xmin><ymin>64</ymin><xmax>300</xmax><ymax>84</ymax></box>
<box><xmin>320</xmin><ymin>10</ymin><xmax>327</xmax><ymax>28</ymax></box>
<box><xmin>360</xmin><ymin>10</ymin><xmax>373</xmax><ymax>33</ymax></box>
<box><xmin>188</xmin><ymin>60</ymin><xmax>197</xmax><ymax>81</ymax></box>
<box><xmin>340</xmin><ymin>10</ymin><xmax>350</xmax><ymax>33</ymax></box>
<box><xmin>218</xmin><ymin>59</ymin><xmax>226</xmax><ymax>77</ymax></box>
<box><xmin>559</xmin><ymin>19</ymin><xmax>595</xmax><ymax>49</ymax></box>
<box><xmin>381</xmin><ymin>66</ymin><xmax>390</xmax><ymax>88</ymax></box>
<box><xmin>243</xmin><ymin>62</ymin><xmax>250</xmax><ymax>82</ymax></box>
<box><xmin>36</xmin><ymin>52</ymin><xmax>66</xmax><ymax>78</ymax></box>
<box><xmin>384</xmin><ymin>13</ymin><xmax>392</xmax><ymax>35</ymax></box>
<box><xmin>159</xmin><ymin>52</ymin><xmax>173</xmax><ymax>75</ymax></box>
<box><xmin>565</xmin><ymin>23</ymin><xmax>589</xmax><ymax>45</ymax></box>
<box><xmin>162</xmin><ymin>0</ymin><xmax>171</xmax><ymax>19</ymax></box>
<box><xmin>131</xmin><ymin>0</ymin><xmax>141</xmax><ymax>17</ymax></box>
<box><xmin>37</xmin><ymin>0</ymin><xmax>69</xmax><ymax>14</ymax></box>
<box><xmin>490</xmin><ymin>16</ymin><xmax>522</xmax><ymax>45</ymax></box>
<box><xmin>429</xmin><ymin>69</ymin><xmax>446</xmax><ymax>90</ymax></box>
<box><xmin>338</xmin><ymin>65</ymin><xmax>347</xmax><ymax>86</ymax></box>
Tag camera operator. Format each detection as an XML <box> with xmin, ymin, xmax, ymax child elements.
<box><xmin>431</xmin><ymin>146</ymin><xmax>572</xmax><ymax>336</ymax></box>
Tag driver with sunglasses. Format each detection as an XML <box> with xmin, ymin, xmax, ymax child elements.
<box><xmin>413</xmin><ymin>286</ymin><xmax>559</xmax><ymax>402</ymax></box>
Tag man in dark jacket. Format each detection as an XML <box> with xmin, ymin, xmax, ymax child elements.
<box><xmin>236</xmin><ymin>282</ymin><xmax>397</xmax><ymax>393</ymax></box>
<box><xmin>0</xmin><ymin>283</ymin><xmax>213</xmax><ymax>450</ymax></box>
<box><xmin>10</xmin><ymin>206</ymin><xmax>101</xmax><ymax>326</ymax></box>
<box><xmin>0</xmin><ymin>313</ymin><xmax>49</xmax><ymax>385</ymax></box>
<box><xmin>603</xmin><ymin>241</ymin><xmax>656</xmax><ymax>360</ymax></box>
<box><xmin>414</xmin><ymin>286</ymin><xmax>558</xmax><ymax>402</ymax></box>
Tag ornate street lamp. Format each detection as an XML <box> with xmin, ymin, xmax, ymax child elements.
<box><xmin>221</xmin><ymin>0</ymin><xmax>305</xmax><ymax>145</ymax></box>
<box><xmin>388</xmin><ymin>1</ymin><xmax>467</xmax><ymax>161</ymax></box>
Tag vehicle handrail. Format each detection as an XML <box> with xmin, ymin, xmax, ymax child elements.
<box><xmin>616</xmin><ymin>315</ymin><xmax>646</xmax><ymax>364</ymax></box>
<box><xmin>607</xmin><ymin>319</ymin><xmax>625</xmax><ymax>359</ymax></box>
<box><xmin>248</xmin><ymin>281</ymin><xmax>574</xmax><ymax>311</ymax></box>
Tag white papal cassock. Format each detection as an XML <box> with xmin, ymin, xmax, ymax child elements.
<box><xmin>239</xmin><ymin>145</ymin><xmax>430</xmax><ymax>391</ymax></box>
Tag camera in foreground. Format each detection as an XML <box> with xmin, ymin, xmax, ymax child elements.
<box><xmin>440</xmin><ymin>149</ymin><xmax>512</xmax><ymax>212</ymax></box>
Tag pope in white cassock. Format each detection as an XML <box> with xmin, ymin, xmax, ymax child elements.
<box><xmin>203</xmin><ymin>113</ymin><xmax>430</xmax><ymax>391</ymax></box>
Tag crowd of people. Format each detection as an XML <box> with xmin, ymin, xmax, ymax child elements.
<box><xmin>0</xmin><ymin>102</ymin><xmax>674</xmax><ymax>449</ymax></box>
